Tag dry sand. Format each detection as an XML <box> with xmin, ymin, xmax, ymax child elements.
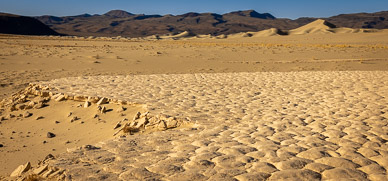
<box><xmin>0</xmin><ymin>24</ymin><xmax>388</xmax><ymax>180</ymax></box>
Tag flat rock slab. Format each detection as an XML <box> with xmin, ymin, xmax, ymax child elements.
<box><xmin>35</xmin><ymin>71</ymin><xmax>388</xmax><ymax>180</ymax></box>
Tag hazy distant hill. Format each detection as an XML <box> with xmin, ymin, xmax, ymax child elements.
<box><xmin>0</xmin><ymin>13</ymin><xmax>60</xmax><ymax>35</ymax></box>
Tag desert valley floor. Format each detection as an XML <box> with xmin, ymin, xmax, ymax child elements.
<box><xmin>0</xmin><ymin>27</ymin><xmax>388</xmax><ymax>180</ymax></box>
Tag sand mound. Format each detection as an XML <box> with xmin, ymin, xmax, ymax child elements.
<box><xmin>252</xmin><ymin>28</ymin><xmax>288</xmax><ymax>37</ymax></box>
<box><xmin>222</xmin><ymin>19</ymin><xmax>377</xmax><ymax>39</ymax></box>
<box><xmin>159</xmin><ymin>31</ymin><xmax>193</xmax><ymax>40</ymax></box>
<box><xmin>287</xmin><ymin>19</ymin><xmax>381</xmax><ymax>35</ymax></box>
<box><xmin>225</xmin><ymin>32</ymin><xmax>254</xmax><ymax>39</ymax></box>
<box><xmin>289</xmin><ymin>19</ymin><xmax>337</xmax><ymax>35</ymax></box>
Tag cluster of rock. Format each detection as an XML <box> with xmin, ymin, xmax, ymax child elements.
<box><xmin>10</xmin><ymin>154</ymin><xmax>66</xmax><ymax>180</ymax></box>
<box><xmin>1</xmin><ymin>83</ymin><xmax>194</xmax><ymax>180</ymax></box>
<box><xmin>0</xmin><ymin>83</ymin><xmax>138</xmax><ymax>112</ymax></box>
<box><xmin>0</xmin><ymin>84</ymin><xmax>50</xmax><ymax>113</ymax></box>
<box><xmin>114</xmin><ymin>111</ymin><xmax>192</xmax><ymax>136</ymax></box>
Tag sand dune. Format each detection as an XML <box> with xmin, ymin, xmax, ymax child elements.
<box><xmin>289</xmin><ymin>19</ymin><xmax>337</xmax><ymax>35</ymax></box>
<box><xmin>251</xmin><ymin>28</ymin><xmax>288</xmax><ymax>37</ymax></box>
<box><xmin>225</xmin><ymin>19</ymin><xmax>385</xmax><ymax>38</ymax></box>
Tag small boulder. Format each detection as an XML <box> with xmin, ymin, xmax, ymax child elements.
<box><xmin>133</xmin><ymin>112</ymin><xmax>141</xmax><ymax>120</ymax></box>
<box><xmin>23</xmin><ymin>111</ymin><xmax>32</xmax><ymax>118</ymax></box>
<box><xmin>82</xmin><ymin>145</ymin><xmax>100</xmax><ymax>151</ymax></box>
<box><xmin>6</xmin><ymin>114</ymin><xmax>15</xmax><ymax>119</ymax></box>
<box><xmin>55</xmin><ymin>95</ymin><xmax>65</xmax><ymax>102</ymax></box>
<box><xmin>25</xmin><ymin>101</ymin><xmax>36</xmax><ymax>109</ymax></box>
<box><xmin>135</xmin><ymin>117</ymin><xmax>149</xmax><ymax>129</ymax></box>
<box><xmin>166</xmin><ymin>117</ymin><xmax>178</xmax><ymax>129</ymax></box>
<box><xmin>33</xmin><ymin>102</ymin><xmax>44</xmax><ymax>109</ymax></box>
<box><xmin>73</xmin><ymin>95</ymin><xmax>86</xmax><ymax>101</ymax></box>
<box><xmin>84</xmin><ymin>101</ymin><xmax>91</xmax><ymax>108</ymax></box>
<box><xmin>99</xmin><ymin>106</ymin><xmax>107</xmax><ymax>113</ymax></box>
<box><xmin>116</xmin><ymin>106</ymin><xmax>126</xmax><ymax>113</ymax></box>
<box><xmin>70</xmin><ymin>116</ymin><xmax>79</xmax><ymax>122</ymax></box>
<box><xmin>158</xmin><ymin>120</ymin><xmax>167</xmax><ymax>131</ymax></box>
<box><xmin>47</xmin><ymin>132</ymin><xmax>56</xmax><ymax>138</ymax></box>
<box><xmin>15</xmin><ymin>104</ymin><xmax>26</xmax><ymax>110</ymax></box>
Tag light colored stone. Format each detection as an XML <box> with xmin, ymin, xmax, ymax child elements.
<box><xmin>158</xmin><ymin>120</ymin><xmax>167</xmax><ymax>131</ymax></box>
<box><xmin>135</xmin><ymin>117</ymin><xmax>148</xmax><ymax>129</ymax></box>
<box><xmin>166</xmin><ymin>117</ymin><xmax>178</xmax><ymax>129</ymax></box>
<box><xmin>116</xmin><ymin>106</ymin><xmax>125</xmax><ymax>113</ymax></box>
<box><xmin>100</xmin><ymin>106</ymin><xmax>106</xmax><ymax>113</ymax></box>
<box><xmin>42</xmin><ymin>169</ymin><xmax>54</xmax><ymax>177</ymax></box>
<box><xmin>33</xmin><ymin>165</ymin><xmax>48</xmax><ymax>175</ymax></box>
<box><xmin>83</xmin><ymin>101</ymin><xmax>91</xmax><ymax>108</ymax></box>
<box><xmin>96</xmin><ymin>97</ymin><xmax>108</xmax><ymax>105</ymax></box>
<box><xmin>10</xmin><ymin>162</ymin><xmax>31</xmax><ymax>177</ymax></box>
<box><xmin>55</xmin><ymin>95</ymin><xmax>65</xmax><ymax>102</ymax></box>
<box><xmin>73</xmin><ymin>95</ymin><xmax>86</xmax><ymax>101</ymax></box>
<box><xmin>23</xmin><ymin>111</ymin><xmax>32</xmax><ymax>118</ymax></box>
<box><xmin>133</xmin><ymin>112</ymin><xmax>141</xmax><ymax>120</ymax></box>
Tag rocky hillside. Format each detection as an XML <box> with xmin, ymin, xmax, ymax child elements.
<box><xmin>0</xmin><ymin>13</ymin><xmax>60</xmax><ymax>35</ymax></box>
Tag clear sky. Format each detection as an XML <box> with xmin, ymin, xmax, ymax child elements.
<box><xmin>0</xmin><ymin>0</ymin><xmax>387</xmax><ymax>19</ymax></box>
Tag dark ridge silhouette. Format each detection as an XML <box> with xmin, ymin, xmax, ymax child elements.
<box><xmin>0</xmin><ymin>13</ymin><xmax>60</xmax><ymax>35</ymax></box>
<box><xmin>134</xmin><ymin>14</ymin><xmax>162</xmax><ymax>20</ymax></box>
<box><xmin>224</xmin><ymin>10</ymin><xmax>276</xmax><ymax>19</ymax></box>
<box><xmin>325</xmin><ymin>11</ymin><xmax>388</xmax><ymax>29</ymax></box>
<box><xmin>30</xmin><ymin>10</ymin><xmax>388</xmax><ymax>37</ymax></box>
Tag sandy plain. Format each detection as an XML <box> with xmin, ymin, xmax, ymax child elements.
<box><xmin>0</xmin><ymin>23</ymin><xmax>388</xmax><ymax>180</ymax></box>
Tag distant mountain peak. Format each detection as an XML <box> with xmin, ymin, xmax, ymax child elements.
<box><xmin>180</xmin><ymin>12</ymin><xmax>200</xmax><ymax>18</ymax></box>
<box><xmin>226</xmin><ymin>10</ymin><xmax>276</xmax><ymax>19</ymax></box>
<box><xmin>74</xmin><ymin>13</ymin><xmax>92</xmax><ymax>18</ymax></box>
<box><xmin>104</xmin><ymin>10</ymin><xmax>134</xmax><ymax>18</ymax></box>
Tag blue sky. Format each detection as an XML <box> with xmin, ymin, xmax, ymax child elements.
<box><xmin>0</xmin><ymin>0</ymin><xmax>387</xmax><ymax>19</ymax></box>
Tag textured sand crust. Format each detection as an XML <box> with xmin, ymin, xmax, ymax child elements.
<box><xmin>32</xmin><ymin>71</ymin><xmax>388</xmax><ymax>180</ymax></box>
<box><xmin>1</xmin><ymin>32</ymin><xmax>388</xmax><ymax>100</ymax></box>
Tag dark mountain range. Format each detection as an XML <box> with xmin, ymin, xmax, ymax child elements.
<box><xmin>326</xmin><ymin>11</ymin><xmax>388</xmax><ymax>29</ymax></box>
<box><xmin>34</xmin><ymin>10</ymin><xmax>386</xmax><ymax>37</ymax></box>
<box><xmin>0</xmin><ymin>13</ymin><xmax>60</xmax><ymax>35</ymax></box>
<box><xmin>2</xmin><ymin>10</ymin><xmax>388</xmax><ymax>37</ymax></box>
<box><xmin>33</xmin><ymin>10</ymin><xmax>303</xmax><ymax>37</ymax></box>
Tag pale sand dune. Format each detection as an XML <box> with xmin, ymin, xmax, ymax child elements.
<box><xmin>225</xmin><ymin>19</ymin><xmax>386</xmax><ymax>37</ymax></box>
<box><xmin>251</xmin><ymin>28</ymin><xmax>287</xmax><ymax>37</ymax></box>
<box><xmin>160</xmin><ymin>31</ymin><xmax>192</xmax><ymax>39</ymax></box>
<box><xmin>289</xmin><ymin>19</ymin><xmax>337</xmax><ymax>35</ymax></box>
<box><xmin>9</xmin><ymin>71</ymin><xmax>388</xmax><ymax>180</ymax></box>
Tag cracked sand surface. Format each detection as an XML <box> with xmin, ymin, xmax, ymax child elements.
<box><xmin>33</xmin><ymin>71</ymin><xmax>388</xmax><ymax>180</ymax></box>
